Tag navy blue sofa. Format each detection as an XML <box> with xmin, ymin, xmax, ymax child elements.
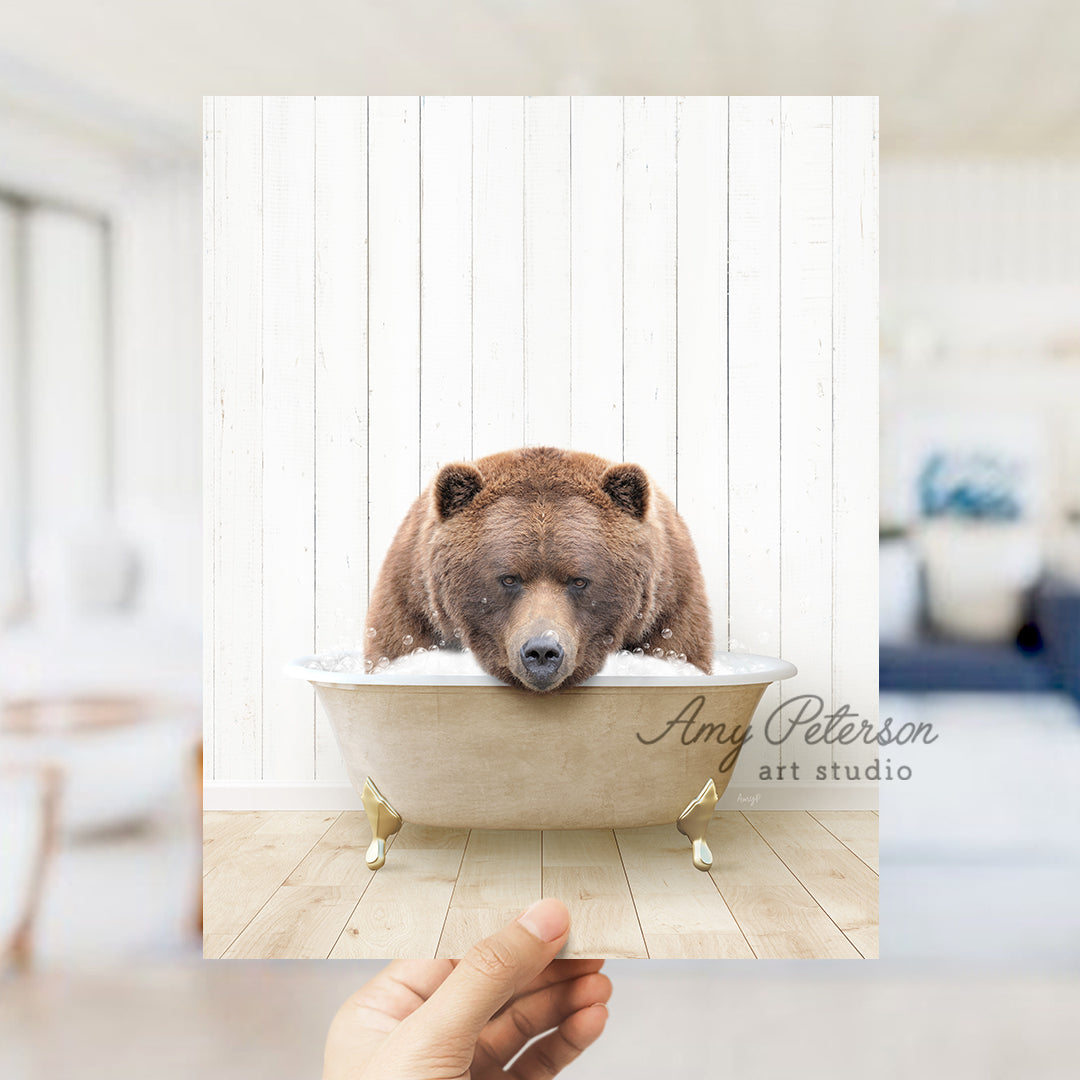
<box><xmin>880</xmin><ymin>577</ymin><xmax>1080</xmax><ymax>701</ymax></box>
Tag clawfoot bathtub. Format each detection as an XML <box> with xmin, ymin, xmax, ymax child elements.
<box><xmin>285</xmin><ymin>655</ymin><xmax>796</xmax><ymax>871</ymax></box>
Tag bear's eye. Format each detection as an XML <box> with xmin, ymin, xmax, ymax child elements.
<box><xmin>570</xmin><ymin>577</ymin><xmax>589</xmax><ymax>590</ymax></box>
<box><xmin>500</xmin><ymin>574</ymin><xmax>520</xmax><ymax>588</ymax></box>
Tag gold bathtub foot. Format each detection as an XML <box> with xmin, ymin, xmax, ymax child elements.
<box><xmin>361</xmin><ymin>777</ymin><xmax>402</xmax><ymax>870</ymax></box>
<box><xmin>676</xmin><ymin>778</ymin><xmax>719</xmax><ymax>872</ymax></box>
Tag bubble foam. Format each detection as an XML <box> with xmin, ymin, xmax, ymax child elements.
<box><xmin>304</xmin><ymin>647</ymin><xmax>776</xmax><ymax>680</ymax></box>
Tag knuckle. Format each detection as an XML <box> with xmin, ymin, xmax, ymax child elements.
<box><xmin>464</xmin><ymin>936</ymin><xmax>518</xmax><ymax>984</ymax></box>
<box><xmin>507</xmin><ymin>1005</ymin><xmax>533</xmax><ymax>1042</ymax></box>
<box><xmin>532</xmin><ymin>1044</ymin><xmax>561</xmax><ymax>1076</ymax></box>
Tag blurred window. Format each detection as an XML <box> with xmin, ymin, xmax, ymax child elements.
<box><xmin>0</xmin><ymin>194</ymin><xmax>111</xmax><ymax>624</ymax></box>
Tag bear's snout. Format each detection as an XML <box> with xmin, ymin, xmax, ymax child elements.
<box><xmin>508</xmin><ymin>612</ymin><xmax>578</xmax><ymax>693</ymax></box>
<box><xmin>520</xmin><ymin>635</ymin><xmax>564</xmax><ymax>684</ymax></box>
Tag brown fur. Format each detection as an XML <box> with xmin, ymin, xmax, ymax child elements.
<box><xmin>365</xmin><ymin>447</ymin><xmax>713</xmax><ymax>692</ymax></box>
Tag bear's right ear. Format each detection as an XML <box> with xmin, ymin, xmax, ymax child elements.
<box><xmin>434</xmin><ymin>463</ymin><xmax>484</xmax><ymax>519</ymax></box>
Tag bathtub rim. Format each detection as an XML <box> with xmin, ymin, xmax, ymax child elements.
<box><xmin>283</xmin><ymin>651</ymin><xmax>797</xmax><ymax>688</ymax></box>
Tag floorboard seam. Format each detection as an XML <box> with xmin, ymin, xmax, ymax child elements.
<box><xmin>432</xmin><ymin>829</ymin><xmax>472</xmax><ymax>958</ymax></box>
<box><xmin>219</xmin><ymin>811</ymin><xmax>344</xmax><ymax>956</ymax></box>
<box><xmin>208</xmin><ymin>813</ymin><xmax>880</xmax><ymax>960</ymax></box>
<box><xmin>611</xmin><ymin>828</ymin><xmax>653</xmax><ymax>960</ymax></box>
<box><xmin>841</xmin><ymin>926</ymin><xmax>874</xmax><ymax>959</ymax></box>
<box><xmin>324</xmin><ymin>827</ymin><xmax>403</xmax><ymax>958</ymax></box>
<box><xmin>704</xmin><ymin>856</ymin><xmax>760</xmax><ymax>960</ymax></box>
<box><xmin>205</xmin><ymin>930</ymin><xmax>241</xmax><ymax>960</ymax></box>
<box><xmin>805</xmin><ymin>810</ymin><xmax>879</xmax><ymax>875</ymax></box>
<box><xmin>740</xmin><ymin>811</ymin><xmax>873</xmax><ymax>957</ymax></box>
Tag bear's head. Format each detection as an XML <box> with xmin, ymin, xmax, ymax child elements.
<box><xmin>424</xmin><ymin>451</ymin><xmax>656</xmax><ymax>693</ymax></box>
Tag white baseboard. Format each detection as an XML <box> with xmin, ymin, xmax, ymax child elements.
<box><xmin>204</xmin><ymin>780</ymin><xmax>877</xmax><ymax>813</ymax></box>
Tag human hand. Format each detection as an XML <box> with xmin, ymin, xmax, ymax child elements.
<box><xmin>323</xmin><ymin>899</ymin><xmax>611</xmax><ymax>1079</ymax></box>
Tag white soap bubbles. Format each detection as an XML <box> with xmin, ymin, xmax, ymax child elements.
<box><xmin>373</xmin><ymin>648</ymin><xmax>486</xmax><ymax>678</ymax></box>
<box><xmin>304</xmin><ymin>642</ymin><xmax>774</xmax><ymax>681</ymax></box>
<box><xmin>598</xmin><ymin>650</ymin><xmax>704</xmax><ymax>677</ymax></box>
<box><xmin>305</xmin><ymin>649</ymin><xmax>365</xmax><ymax>673</ymax></box>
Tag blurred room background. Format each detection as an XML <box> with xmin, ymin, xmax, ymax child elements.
<box><xmin>3</xmin><ymin>1</ymin><xmax>1080</xmax><ymax>1077</ymax></box>
<box><xmin>878</xmin><ymin>149</ymin><xmax>1080</xmax><ymax>965</ymax></box>
<box><xmin>0</xmin><ymin>33</ymin><xmax>202</xmax><ymax>971</ymax></box>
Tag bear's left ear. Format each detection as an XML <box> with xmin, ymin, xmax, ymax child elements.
<box><xmin>600</xmin><ymin>463</ymin><xmax>649</xmax><ymax>520</ymax></box>
<box><xmin>434</xmin><ymin>463</ymin><xmax>484</xmax><ymax>519</ymax></box>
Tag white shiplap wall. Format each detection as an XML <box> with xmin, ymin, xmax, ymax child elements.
<box><xmin>205</xmin><ymin>96</ymin><xmax>878</xmax><ymax>810</ymax></box>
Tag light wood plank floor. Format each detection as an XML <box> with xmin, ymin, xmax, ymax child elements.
<box><xmin>203</xmin><ymin>810</ymin><xmax>878</xmax><ymax>960</ymax></box>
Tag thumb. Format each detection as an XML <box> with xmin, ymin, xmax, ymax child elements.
<box><xmin>407</xmin><ymin>899</ymin><xmax>571</xmax><ymax>1049</ymax></box>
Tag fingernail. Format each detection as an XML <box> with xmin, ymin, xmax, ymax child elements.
<box><xmin>517</xmin><ymin>898</ymin><xmax>569</xmax><ymax>942</ymax></box>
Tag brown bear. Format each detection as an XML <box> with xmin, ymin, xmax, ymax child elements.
<box><xmin>365</xmin><ymin>447</ymin><xmax>713</xmax><ymax>692</ymax></box>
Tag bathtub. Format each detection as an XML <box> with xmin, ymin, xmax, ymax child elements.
<box><xmin>285</xmin><ymin>653</ymin><xmax>796</xmax><ymax>871</ymax></box>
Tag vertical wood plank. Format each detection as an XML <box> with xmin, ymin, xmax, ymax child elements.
<box><xmin>472</xmin><ymin>96</ymin><xmax>524</xmax><ymax>458</ymax></box>
<box><xmin>203</xmin><ymin>97</ymin><xmax>216</xmax><ymax>775</ymax></box>
<box><xmin>314</xmin><ymin>96</ymin><xmax>368</xmax><ymax>782</ymax></box>
<box><xmin>211</xmin><ymin>95</ymin><xmax>263</xmax><ymax>781</ymax></box>
<box><xmin>726</xmin><ymin>97</ymin><xmax>782</xmax><ymax>783</ymax></box>
<box><xmin>523</xmin><ymin>96</ymin><xmax>571</xmax><ymax>449</ymax></box>
<box><xmin>831</xmin><ymin>98</ymin><xmax>879</xmax><ymax>771</ymax></box>
<box><xmin>261</xmin><ymin>96</ymin><xmax>316</xmax><ymax>782</ymax></box>
<box><xmin>420</xmin><ymin>96</ymin><xmax>473</xmax><ymax>479</ymax></box>
<box><xmin>622</xmin><ymin>95</ymin><xmax>677</xmax><ymax>493</ymax></box>
<box><xmin>569</xmin><ymin>96</ymin><xmax>622</xmax><ymax>459</ymax></box>
<box><xmin>779</xmin><ymin>96</ymin><xmax>833</xmax><ymax>781</ymax></box>
<box><xmin>674</xmin><ymin>96</ymin><xmax>728</xmax><ymax>638</ymax></box>
<box><xmin>367</xmin><ymin>97</ymin><xmax>421</xmax><ymax>589</ymax></box>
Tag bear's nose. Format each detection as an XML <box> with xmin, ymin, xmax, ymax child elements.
<box><xmin>521</xmin><ymin>636</ymin><xmax>564</xmax><ymax>678</ymax></box>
